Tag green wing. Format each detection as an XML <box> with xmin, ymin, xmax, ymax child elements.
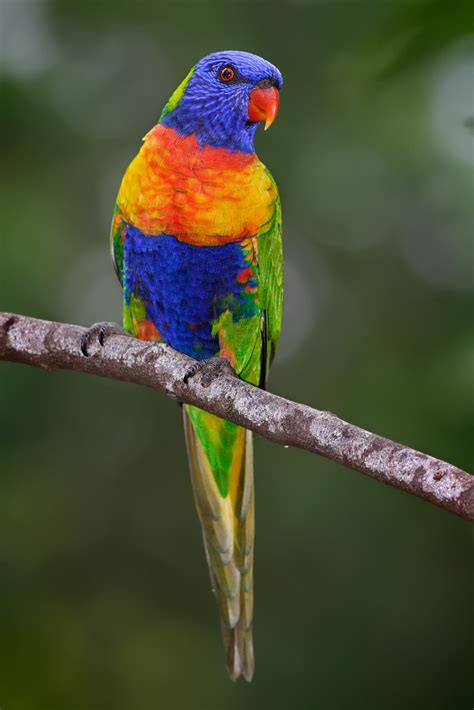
<box><xmin>110</xmin><ymin>204</ymin><xmax>126</xmax><ymax>285</ymax></box>
<box><xmin>257</xmin><ymin>186</ymin><xmax>283</xmax><ymax>387</ymax></box>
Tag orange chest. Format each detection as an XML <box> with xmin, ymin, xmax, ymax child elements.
<box><xmin>117</xmin><ymin>125</ymin><xmax>277</xmax><ymax>245</ymax></box>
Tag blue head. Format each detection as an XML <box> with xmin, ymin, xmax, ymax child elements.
<box><xmin>160</xmin><ymin>50</ymin><xmax>283</xmax><ymax>153</ymax></box>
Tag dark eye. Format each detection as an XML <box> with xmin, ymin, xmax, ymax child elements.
<box><xmin>219</xmin><ymin>66</ymin><xmax>235</xmax><ymax>82</ymax></box>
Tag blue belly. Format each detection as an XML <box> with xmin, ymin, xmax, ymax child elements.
<box><xmin>123</xmin><ymin>225</ymin><xmax>251</xmax><ymax>359</ymax></box>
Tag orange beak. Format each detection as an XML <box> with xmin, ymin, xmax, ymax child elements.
<box><xmin>248</xmin><ymin>85</ymin><xmax>280</xmax><ymax>130</ymax></box>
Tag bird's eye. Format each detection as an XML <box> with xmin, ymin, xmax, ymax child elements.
<box><xmin>219</xmin><ymin>66</ymin><xmax>235</xmax><ymax>82</ymax></box>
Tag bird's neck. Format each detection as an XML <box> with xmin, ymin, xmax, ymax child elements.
<box><xmin>160</xmin><ymin>100</ymin><xmax>258</xmax><ymax>154</ymax></box>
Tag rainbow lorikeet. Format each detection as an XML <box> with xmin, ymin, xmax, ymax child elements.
<box><xmin>111</xmin><ymin>51</ymin><xmax>283</xmax><ymax>681</ymax></box>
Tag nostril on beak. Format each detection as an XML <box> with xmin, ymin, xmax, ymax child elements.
<box><xmin>256</xmin><ymin>78</ymin><xmax>276</xmax><ymax>90</ymax></box>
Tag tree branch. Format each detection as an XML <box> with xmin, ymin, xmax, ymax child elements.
<box><xmin>1</xmin><ymin>311</ymin><xmax>472</xmax><ymax>522</ymax></box>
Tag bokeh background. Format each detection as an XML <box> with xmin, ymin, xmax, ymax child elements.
<box><xmin>1</xmin><ymin>1</ymin><xmax>473</xmax><ymax>708</ymax></box>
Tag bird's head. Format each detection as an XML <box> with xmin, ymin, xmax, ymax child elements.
<box><xmin>159</xmin><ymin>50</ymin><xmax>283</xmax><ymax>153</ymax></box>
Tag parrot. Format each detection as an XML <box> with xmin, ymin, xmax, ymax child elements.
<box><xmin>85</xmin><ymin>50</ymin><xmax>283</xmax><ymax>682</ymax></box>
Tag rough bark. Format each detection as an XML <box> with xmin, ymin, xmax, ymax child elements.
<box><xmin>1</xmin><ymin>311</ymin><xmax>472</xmax><ymax>522</ymax></box>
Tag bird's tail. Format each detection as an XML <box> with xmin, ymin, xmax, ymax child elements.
<box><xmin>183</xmin><ymin>404</ymin><xmax>254</xmax><ymax>681</ymax></box>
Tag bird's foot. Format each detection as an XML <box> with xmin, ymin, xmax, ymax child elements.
<box><xmin>80</xmin><ymin>321</ymin><xmax>127</xmax><ymax>357</ymax></box>
<box><xmin>183</xmin><ymin>356</ymin><xmax>235</xmax><ymax>387</ymax></box>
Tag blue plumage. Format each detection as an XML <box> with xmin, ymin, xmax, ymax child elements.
<box><xmin>123</xmin><ymin>224</ymin><xmax>253</xmax><ymax>358</ymax></box>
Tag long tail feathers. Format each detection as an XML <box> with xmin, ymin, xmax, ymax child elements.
<box><xmin>183</xmin><ymin>406</ymin><xmax>255</xmax><ymax>681</ymax></box>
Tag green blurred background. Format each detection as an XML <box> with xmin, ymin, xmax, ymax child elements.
<box><xmin>1</xmin><ymin>1</ymin><xmax>473</xmax><ymax>708</ymax></box>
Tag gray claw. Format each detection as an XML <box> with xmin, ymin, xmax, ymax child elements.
<box><xmin>81</xmin><ymin>321</ymin><xmax>124</xmax><ymax>357</ymax></box>
<box><xmin>183</xmin><ymin>356</ymin><xmax>235</xmax><ymax>387</ymax></box>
